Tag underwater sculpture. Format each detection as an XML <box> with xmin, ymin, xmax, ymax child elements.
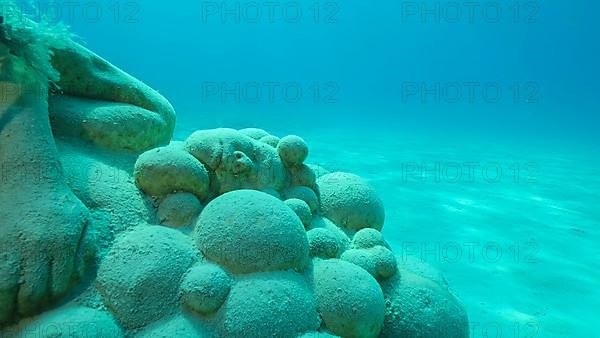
<box><xmin>0</xmin><ymin>6</ymin><xmax>469</xmax><ymax>338</ymax></box>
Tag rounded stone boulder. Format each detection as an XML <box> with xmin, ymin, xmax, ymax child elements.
<box><xmin>216</xmin><ymin>271</ymin><xmax>319</xmax><ymax>337</ymax></box>
<box><xmin>134</xmin><ymin>146</ymin><xmax>210</xmax><ymax>201</ymax></box>
<box><xmin>289</xmin><ymin>164</ymin><xmax>317</xmax><ymax>188</ymax></box>
<box><xmin>307</xmin><ymin>228</ymin><xmax>342</xmax><ymax>259</ymax></box>
<box><xmin>284</xmin><ymin>198</ymin><xmax>312</xmax><ymax>228</ymax></box>
<box><xmin>283</xmin><ymin>186</ymin><xmax>320</xmax><ymax>214</ymax></box>
<box><xmin>371</xmin><ymin>246</ymin><xmax>398</xmax><ymax>280</ymax></box>
<box><xmin>309</xmin><ymin>217</ymin><xmax>351</xmax><ymax>254</ymax></box>
<box><xmin>312</xmin><ymin>259</ymin><xmax>385</xmax><ymax>338</ymax></box>
<box><xmin>379</xmin><ymin>270</ymin><xmax>469</xmax><ymax>338</ymax></box>
<box><xmin>194</xmin><ymin>190</ymin><xmax>309</xmax><ymax>274</ymax></box>
<box><xmin>317</xmin><ymin>172</ymin><xmax>385</xmax><ymax>231</ymax></box>
<box><xmin>352</xmin><ymin>228</ymin><xmax>389</xmax><ymax>249</ymax></box>
<box><xmin>277</xmin><ymin>135</ymin><xmax>309</xmax><ymax>166</ymax></box>
<box><xmin>180</xmin><ymin>263</ymin><xmax>232</xmax><ymax>315</ymax></box>
<box><xmin>259</xmin><ymin>135</ymin><xmax>280</xmax><ymax>148</ymax></box>
<box><xmin>340</xmin><ymin>249</ymin><xmax>378</xmax><ymax>276</ymax></box>
<box><xmin>341</xmin><ymin>246</ymin><xmax>398</xmax><ymax>280</ymax></box>
<box><xmin>96</xmin><ymin>226</ymin><xmax>198</xmax><ymax>329</ymax></box>
<box><xmin>157</xmin><ymin>193</ymin><xmax>203</xmax><ymax>227</ymax></box>
<box><xmin>239</xmin><ymin>127</ymin><xmax>269</xmax><ymax>140</ymax></box>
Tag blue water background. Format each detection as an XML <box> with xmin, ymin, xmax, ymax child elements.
<box><xmin>27</xmin><ymin>0</ymin><xmax>599</xmax><ymax>148</ymax></box>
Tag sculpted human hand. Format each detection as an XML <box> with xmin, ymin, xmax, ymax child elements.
<box><xmin>0</xmin><ymin>187</ymin><xmax>94</xmax><ymax>324</ymax></box>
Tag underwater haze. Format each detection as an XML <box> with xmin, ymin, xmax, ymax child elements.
<box><xmin>57</xmin><ymin>0</ymin><xmax>600</xmax><ymax>144</ymax></box>
<box><xmin>12</xmin><ymin>0</ymin><xmax>600</xmax><ymax>337</ymax></box>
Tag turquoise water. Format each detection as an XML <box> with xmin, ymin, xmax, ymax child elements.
<box><xmin>19</xmin><ymin>0</ymin><xmax>600</xmax><ymax>336</ymax></box>
<box><xmin>287</xmin><ymin>128</ymin><xmax>600</xmax><ymax>338</ymax></box>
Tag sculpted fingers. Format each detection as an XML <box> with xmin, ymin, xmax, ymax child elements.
<box><xmin>0</xmin><ymin>250</ymin><xmax>19</xmax><ymax>324</ymax></box>
<box><xmin>49</xmin><ymin>199</ymin><xmax>91</xmax><ymax>298</ymax></box>
<box><xmin>16</xmin><ymin>244</ymin><xmax>50</xmax><ymax>317</ymax></box>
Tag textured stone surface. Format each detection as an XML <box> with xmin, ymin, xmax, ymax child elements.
<box><xmin>194</xmin><ymin>190</ymin><xmax>309</xmax><ymax>274</ymax></box>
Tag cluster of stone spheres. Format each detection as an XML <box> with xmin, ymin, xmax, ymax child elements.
<box><xmin>122</xmin><ymin>128</ymin><xmax>472</xmax><ymax>337</ymax></box>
